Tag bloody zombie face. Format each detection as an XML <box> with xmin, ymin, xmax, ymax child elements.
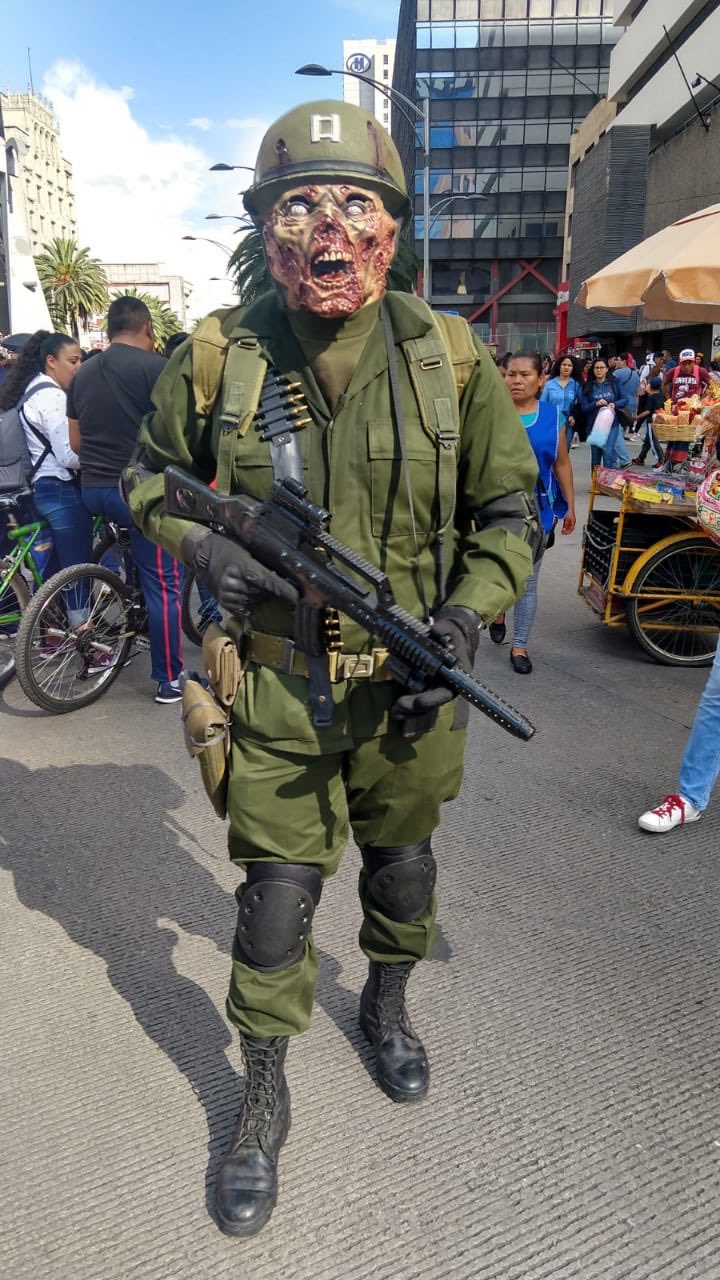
<box><xmin>262</xmin><ymin>183</ymin><xmax>398</xmax><ymax>316</ymax></box>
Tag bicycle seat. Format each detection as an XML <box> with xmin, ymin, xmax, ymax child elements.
<box><xmin>0</xmin><ymin>489</ymin><xmax>33</xmax><ymax>511</ymax></box>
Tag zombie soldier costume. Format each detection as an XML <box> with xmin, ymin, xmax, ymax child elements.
<box><xmin>127</xmin><ymin>101</ymin><xmax>538</xmax><ymax>1238</ymax></box>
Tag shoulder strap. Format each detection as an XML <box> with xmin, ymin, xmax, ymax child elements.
<box><xmin>214</xmin><ymin>337</ymin><xmax>268</xmax><ymax>494</ymax></box>
<box><xmin>191</xmin><ymin>307</ymin><xmax>242</xmax><ymax>417</ymax></box>
<box><xmin>17</xmin><ymin>379</ymin><xmax>64</xmax><ymax>477</ymax></box>
<box><xmin>433</xmin><ymin>312</ymin><xmax>478</xmax><ymax>400</ymax></box>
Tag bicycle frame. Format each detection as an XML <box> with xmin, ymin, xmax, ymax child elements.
<box><xmin>0</xmin><ymin>520</ymin><xmax>47</xmax><ymax>629</ymax></box>
<box><xmin>1</xmin><ymin>512</ymin><xmax>111</xmax><ymax>630</ymax></box>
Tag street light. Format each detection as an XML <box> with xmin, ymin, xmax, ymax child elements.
<box><xmin>205</xmin><ymin>214</ymin><xmax>254</xmax><ymax>232</ymax></box>
<box><xmin>296</xmin><ymin>63</ymin><xmax>432</xmax><ymax>302</ymax></box>
<box><xmin>209</xmin><ymin>163</ymin><xmax>256</xmax><ymax>173</ymax></box>
<box><xmin>428</xmin><ymin>193</ymin><xmax>487</xmax><ymax>235</ymax></box>
<box><xmin>182</xmin><ymin>234</ymin><xmax>232</xmax><ymax>258</ymax></box>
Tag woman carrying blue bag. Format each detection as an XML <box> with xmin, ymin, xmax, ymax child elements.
<box><xmin>580</xmin><ymin>356</ymin><xmax>629</xmax><ymax>471</ymax></box>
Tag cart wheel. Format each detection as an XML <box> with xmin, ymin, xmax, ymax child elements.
<box><xmin>625</xmin><ymin>536</ymin><xmax>720</xmax><ymax>666</ymax></box>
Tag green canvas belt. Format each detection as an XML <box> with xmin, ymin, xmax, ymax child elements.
<box><xmin>246</xmin><ymin>631</ymin><xmax>393</xmax><ymax>683</ymax></box>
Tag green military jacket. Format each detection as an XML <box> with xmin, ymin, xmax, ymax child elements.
<box><xmin>129</xmin><ymin>290</ymin><xmax>537</xmax><ymax>751</ymax></box>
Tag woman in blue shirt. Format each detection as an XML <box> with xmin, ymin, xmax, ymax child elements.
<box><xmin>489</xmin><ymin>352</ymin><xmax>576</xmax><ymax>674</ymax></box>
<box><xmin>580</xmin><ymin>357</ymin><xmax>629</xmax><ymax>471</ymax></box>
<box><xmin>541</xmin><ymin>355</ymin><xmax>582</xmax><ymax>451</ymax></box>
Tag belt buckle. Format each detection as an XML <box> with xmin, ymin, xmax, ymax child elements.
<box><xmin>338</xmin><ymin>652</ymin><xmax>374</xmax><ymax>680</ymax></box>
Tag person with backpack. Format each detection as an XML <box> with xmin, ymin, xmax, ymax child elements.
<box><xmin>67</xmin><ymin>297</ymin><xmax>184</xmax><ymax>704</ymax></box>
<box><xmin>0</xmin><ymin>330</ymin><xmax>92</xmax><ymax>624</ymax></box>
<box><xmin>125</xmin><ymin>99</ymin><xmax>539</xmax><ymax>1239</ymax></box>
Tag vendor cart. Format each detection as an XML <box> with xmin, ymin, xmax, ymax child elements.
<box><xmin>578</xmin><ymin>468</ymin><xmax>720</xmax><ymax>666</ymax></box>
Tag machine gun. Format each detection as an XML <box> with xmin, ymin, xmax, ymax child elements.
<box><xmin>164</xmin><ymin>467</ymin><xmax>535</xmax><ymax>742</ymax></box>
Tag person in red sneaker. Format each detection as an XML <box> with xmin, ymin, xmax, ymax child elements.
<box><xmin>638</xmin><ymin>644</ymin><xmax>720</xmax><ymax>832</ymax></box>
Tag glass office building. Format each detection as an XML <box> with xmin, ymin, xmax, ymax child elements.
<box><xmin>393</xmin><ymin>0</ymin><xmax>619</xmax><ymax>352</ymax></box>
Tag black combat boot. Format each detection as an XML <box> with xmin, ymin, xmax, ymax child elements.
<box><xmin>215</xmin><ymin>1034</ymin><xmax>291</xmax><ymax>1238</ymax></box>
<box><xmin>359</xmin><ymin>961</ymin><xmax>430</xmax><ymax>1103</ymax></box>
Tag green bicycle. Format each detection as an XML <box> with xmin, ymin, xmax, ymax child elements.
<box><xmin>0</xmin><ymin>492</ymin><xmax>119</xmax><ymax>690</ymax></box>
<box><xmin>0</xmin><ymin>492</ymin><xmax>52</xmax><ymax>686</ymax></box>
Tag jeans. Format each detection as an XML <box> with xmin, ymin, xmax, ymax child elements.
<box><xmin>677</xmin><ymin>643</ymin><xmax>720</xmax><ymax>812</ymax></box>
<box><xmin>512</xmin><ymin>547</ymin><xmax>545</xmax><ymax>649</ymax></box>
<box><xmin>82</xmin><ymin>485</ymin><xmax>184</xmax><ymax>685</ymax></box>
<box><xmin>32</xmin><ymin>477</ymin><xmax>94</xmax><ymax>626</ymax></box>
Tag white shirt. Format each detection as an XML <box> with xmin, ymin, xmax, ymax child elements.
<box><xmin>21</xmin><ymin>372</ymin><xmax>80</xmax><ymax>482</ymax></box>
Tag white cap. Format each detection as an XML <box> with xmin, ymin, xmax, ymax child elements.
<box><xmin>679</xmin><ymin>348</ymin><xmax>696</xmax><ymax>361</ymax></box>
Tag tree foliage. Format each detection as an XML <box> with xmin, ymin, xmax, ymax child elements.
<box><xmin>111</xmin><ymin>288</ymin><xmax>183</xmax><ymax>352</ymax></box>
<box><xmin>228</xmin><ymin>230</ymin><xmax>420</xmax><ymax>305</ymax></box>
<box><xmin>35</xmin><ymin>237</ymin><xmax>109</xmax><ymax>340</ymax></box>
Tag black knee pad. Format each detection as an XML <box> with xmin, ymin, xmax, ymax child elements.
<box><xmin>235</xmin><ymin>863</ymin><xmax>322</xmax><ymax>971</ymax></box>
<box><xmin>362</xmin><ymin>839</ymin><xmax>436</xmax><ymax>923</ymax></box>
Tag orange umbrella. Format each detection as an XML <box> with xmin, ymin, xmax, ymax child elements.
<box><xmin>577</xmin><ymin>203</ymin><xmax>720</xmax><ymax>323</ymax></box>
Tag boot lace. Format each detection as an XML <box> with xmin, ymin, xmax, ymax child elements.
<box><xmin>376</xmin><ymin>963</ymin><xmax>413</xmax><ymax>1034</ymax></box>
<box><xmin>236</xmin><ymin>1038</ymin><xmax>284</xmax><ymax>1141</ymax></box>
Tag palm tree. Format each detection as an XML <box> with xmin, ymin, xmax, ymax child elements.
<box><xmin>228</xmin><ymin>230</ymin><xmax>420</xmax><ymax>304</ymax></box>
<box><xmin>35</xmin><ymin>237</ymin><xmax>109</xmax><ymax>340</ymax></box>
<box><xmin>111</xmin><ymin>288</ymin><xmax>183</xmax><ymax>353</ymax></box>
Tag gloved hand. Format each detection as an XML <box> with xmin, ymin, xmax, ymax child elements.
<box><xmin>182</xmin><ymin>529</ymin><xmax>297</xmax><ymax>617</ymax></box>
<box><xmin>391</xmin><ymin>605</ymin><xmax>480</xmax><ymax>731</ymax></box>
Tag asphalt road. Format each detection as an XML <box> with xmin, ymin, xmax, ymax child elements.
<box><xmin>2</xmin><ymin>450</ymin><xmax>719</xmax><ymax>1280</ymax></box>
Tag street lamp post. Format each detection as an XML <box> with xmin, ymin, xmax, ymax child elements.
<box><xmin>181</xmin><ymin>234</ymin><xmax>232</xmax><ymax>258</ymax></box>
<box><xmin>296</xmin><ymin>63</ymin><xmax>432</xmax><ymax>302</ymax></box>
<box><xmin>209</xmin><ymin>163</ymin><xmax>256</xmax><ymax>173</ymax></box>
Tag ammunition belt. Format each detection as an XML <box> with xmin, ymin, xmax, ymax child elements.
<box><xmin>246</xmin><ymin>631</ymin><xmax>393</xmax><ymax>683</ymax></box>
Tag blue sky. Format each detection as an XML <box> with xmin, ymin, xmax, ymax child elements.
<box><xmin>2</xmin><ymin>0</ymin><xmax>400</xmax><ymax>319</ymax></box>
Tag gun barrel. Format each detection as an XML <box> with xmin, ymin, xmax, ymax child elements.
<box><xmin>441</xmin><ymin>665</ymin><xmax>535</xmax><ymax>741</ymax></box>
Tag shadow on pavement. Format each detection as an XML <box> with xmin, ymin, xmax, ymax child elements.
<box><xmin>0</xmin><ymin>758</ymin><xmax>240</xmax><ymax>1226</ymax></box>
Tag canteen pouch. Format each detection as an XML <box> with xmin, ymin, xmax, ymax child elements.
<box><xmin>181</xmin><ymin>675</ymin><xmax>231</xmax><ymax>819</ymax></box>
<box><xmin>201</xmin><ymin>621</ymin><xmax>243</xmax><ymax>708</ymax></box>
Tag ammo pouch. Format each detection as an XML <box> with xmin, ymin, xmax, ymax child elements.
<box><xmin>180</xmin><ymin>624</ymin><xmax>244</xmax><ymax>819</ymax></box>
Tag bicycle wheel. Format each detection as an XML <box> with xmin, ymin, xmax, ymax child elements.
<box><xmin>92</xmin><ymin>526</ymin><xmax>122</xmax><ymax>574</ymax></box>
<box><xmin>625</xmin><ymin>536</ymin><xmax>720</xmax><ymax>666</ymax></box>
<box><xmin>15</xmin><ymin>564</ymin><xmax>134</xmax><ymax>712</ymax></box>
<box><xmin>0</xmin><ymin>562</ymin><xmax>33</xmax><ymax>687</ymax></box>
<box><xmin>182</xmin><ymin>572</ymin><xmax>223</xmax><ymax>647</ymax></box>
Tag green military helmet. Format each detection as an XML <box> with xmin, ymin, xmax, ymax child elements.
<box><xmin>243</xmin><ymin>99</ymin><xmax>412</xmax><ymax>224</ymax></box>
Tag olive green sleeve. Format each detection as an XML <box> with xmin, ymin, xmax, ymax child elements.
<box><xmin>126</xmin><ymin>345</ymin><xmax>217</xmax><ymax>561</ymax></box>
<box><xmin>445</xmin><ymin>338</ymin><xmax>539</xmax><ymax>622</ymax></box>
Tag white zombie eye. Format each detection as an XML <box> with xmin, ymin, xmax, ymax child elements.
<box><xmin>285</xmin><ymin>199</ymin><xmax>311</xmax><ymax>218</ymax></box>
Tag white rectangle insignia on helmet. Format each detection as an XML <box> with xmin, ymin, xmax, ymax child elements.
<box><xmin>310</xmin><ymin>114</ymin><xmax>341</xmax><ymax>143</ymax></box>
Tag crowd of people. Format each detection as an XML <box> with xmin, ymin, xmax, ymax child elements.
<box><xmin>0</xmin><ymin>299</ymin><xmax>188</xmax><ymax>703</ymax></box>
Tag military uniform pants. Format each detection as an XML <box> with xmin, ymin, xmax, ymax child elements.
<box><xmin>224</xmin><ymin>701</ymin><xmax>466</xmax><ymax>1038</ymax></box>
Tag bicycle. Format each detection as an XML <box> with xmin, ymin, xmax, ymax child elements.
<box><xmin>14</xmin><ymin>527</ymin><xmax>149</xmax><ymax>713</ymax></box>
<box><xmin>0</xmin><ymin>491</ymin><xmax>55</xmax><ymax>687</ymax></box>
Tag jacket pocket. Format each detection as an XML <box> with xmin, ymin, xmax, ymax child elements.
<box><xmin>367</xmin><ymin>418</ymin><xmax>438</xmax><ymax>540</ymax></box>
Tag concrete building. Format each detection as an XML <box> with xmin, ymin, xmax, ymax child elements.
<box><xmin>393</xmin><ymin>0</ymin><xmax>618</xmax><ymax>354</ymax></box>
<box><xmin>0</xmin><ymin>92</ymin><xmax>76</xmax><ymax>257</ymax></box>
<box><xmin>342</xmin><ymin>40</ymin><xmax>397</xmax><ymax>133</ymax></box>
<box><xmin>567</xmin><ymin>0</ymin><xmax>720</xmax><ymax>355</ymax></box>
<box><xmin>0</xmin><ymin>99</ymin><xmax>52</xmax><ymax>335</ymax></box>
<box><xmin>102</xmin><ymin>263</ymin><xmax>191</xmax><ymax>328</ymax></box>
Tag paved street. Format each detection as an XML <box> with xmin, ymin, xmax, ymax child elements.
<box><xmin>2</xmin><ymin>452</ymin><xmax>720</xmax><ymax>1280</ymax></box>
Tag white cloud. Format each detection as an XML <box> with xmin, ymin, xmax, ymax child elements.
<box><xmin>187</xmin><ymin>116</ymin><xmax>214</xmax><ymax>131</ymax></box>
<box><xmin>41</xmin><ymin>61</ymin><xmax>268</xmax><ymax>324</ymax></box>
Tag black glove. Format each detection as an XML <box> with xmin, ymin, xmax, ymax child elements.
<box><xmin>182</xmin><ymin>529</ymin><xmax>297</xmax><ymax>616</ymax></box>
<box><xmin>391</xmin><ymin>605</ymin><xmax>480</xmax><ymax>733</ymax></box>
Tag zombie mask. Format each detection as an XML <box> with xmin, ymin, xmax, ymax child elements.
<box><xmin>262</xmin><ymin>183</ymin><xmax>398</xmax><ymax>317</ymax></box>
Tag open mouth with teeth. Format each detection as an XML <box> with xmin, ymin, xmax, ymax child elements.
<box><xmin>310</xmin><ymin>249</ymin><xmax>355</xmax><ymax>281</ymax></box>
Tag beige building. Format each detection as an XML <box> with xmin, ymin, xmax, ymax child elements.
<box><xmin>101</xmin><ymin>262</ymin><xmax>191</xmax><ymax>329</ymax></box>
<box><xmin>0</xmin><ymin>91</ymin><xmax>76</xmax><ymax>256</ymax></box>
